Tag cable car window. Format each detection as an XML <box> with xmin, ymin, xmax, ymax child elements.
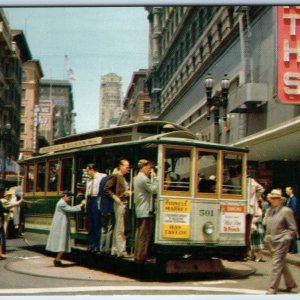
<box><xmin>26</xmin><ymin>164</ymin><xmax>35</xmax><ymax>192</ymax></box>
<box><xmin>36</xmin><ymin>162</ymin><xmax>46</xmax><ymax>192</ymax></box>
<box><xmin>197</xmin><ymin>151</ymin><xmax>217</xmax><ymax>194</ymax></box>
<box><xmin>61</xmin><ymin>158</ymin><xmax>72</xmax><ymax>191</ymax></box>
<box><xmin>163</xmin><ymin>146</ymin><xmax>191</xmax><ymax>193</ymax></box>
<box><xmin>222</xmin><ymin>153</ymin><xmax>243</xmax><ymax>195</ymax></box>
<box><xmin>48</xmin><ymin>160</ymin><xmax>60</xmax><ymax>192</ymax></box>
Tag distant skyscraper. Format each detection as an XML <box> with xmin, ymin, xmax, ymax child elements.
<box><xmin>39</xmin><ymin>79</ymin><xmax>75</xmax><ymax>143</ymax></box>
<box><xmin>99</xmin><ymin>73</ymin><xmax>122</xmax><ymax>129</ymax></box>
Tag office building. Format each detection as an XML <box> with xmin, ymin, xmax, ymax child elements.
<box><xmin>146</xmin><ymin>6</ymin><xmax>300</xmax><ymax>190</ymax></box>
<box><xmin>99</xmin><ymin>73</ymin><xmax>122</xmax><ymax>129</ymax></box>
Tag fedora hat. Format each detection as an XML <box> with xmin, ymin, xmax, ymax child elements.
<box><xmin>4</xmin><ymin>189</ymin><xmax>15</xmax><ymax>196</ymax></box>
<box><xmin>62</xmin><ymin>190</ymin><xmax>74</xmax><ymax>196</ymax></box>
<box><xmin>267</xmin><ymin>189</ymin><xmax>284</xmax><ymax>200</ymax></box>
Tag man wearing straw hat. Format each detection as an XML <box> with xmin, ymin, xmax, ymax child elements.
<box><xmin>264</xmin><ymin>189</ymin><xmax>298</xmax><ymax>294</ymax></box>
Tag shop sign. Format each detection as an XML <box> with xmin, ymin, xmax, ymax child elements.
<box><xmin>162</xmin><ymin>199</ymin><xmax>190</xmax><ymax>239</ymax></box>
<box><xmin>220</xmin><ymin>205</ymin><xmax>245</xmax><ymax>234</ymax></box>
<box><xmin>277</xmin><ymin>6</ymin><xmax>300</xmax><ymax>103</ymax></box>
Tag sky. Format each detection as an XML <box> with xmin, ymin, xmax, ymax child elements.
<box><xmin>4</xmin><ymin>7</ymin><xmax>149</xmax><ymax>133</ymax></box>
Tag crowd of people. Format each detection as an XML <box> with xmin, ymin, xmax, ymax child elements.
<box><xmin>46</xmin><ymin>159</ymin><xmax>158</xmax><ymax>266</ymax></box>
<box><xmin>244</xmin><ymin>175</ymin><xmax>299</xmax><ymax>294</ymax></box>
<box><xmin>2</xmin><ymin>159</ymin><xmax>298</xmax><ymax>295</ymax></box>
<box><xmin>0</xmin><ymin>189</ymin><xmax>24</xmax><ymax>260</ymax></box>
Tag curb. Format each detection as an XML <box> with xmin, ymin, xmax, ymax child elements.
<box><xmin>262</xmin><ymin>250</ymin><xmax>300</xmax><ymax>267</ymax></box>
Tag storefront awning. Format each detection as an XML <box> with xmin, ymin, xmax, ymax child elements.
<box><xmin>231</xmin><ymin>116</ymin><xmax>300</xmax><ymax>162</ymax></box>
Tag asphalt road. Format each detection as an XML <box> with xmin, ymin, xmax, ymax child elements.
<box><xmin>0</xmin><ymin>235</ymin><xmax>300</xmax><ymax>296</ymax></box>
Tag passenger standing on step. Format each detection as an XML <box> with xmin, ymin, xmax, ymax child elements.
<box><xmin>85</xmin><ymin>163</ymin><xmax>107</xmax><ymax>252</ymax></box>
<box><xmin>46</xmin><ymin>190</ymin><xmax>85</xmax><ymax>267</ymax></box>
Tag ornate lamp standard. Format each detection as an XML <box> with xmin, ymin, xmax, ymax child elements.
<box><xmin>0</xmin><ymin>122</ymin><xmax>12</xmax><ymax>190</ymax></box>
<box><xmin>205</xmin><ymin>73</ymin><xmax>230</xmax><ymax>143</ymax></box>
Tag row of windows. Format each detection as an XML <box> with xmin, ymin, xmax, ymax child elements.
<box><xmin>159</xmin><ymin>7</ymin><xmax>222</xmax><ymax>89</ymax></box>
<box><xmin>25</xmin><ymin>158</ymin><xmax>72</xmax><ymax>193</ymax></box>
<box><xmin>158</xmin><ymin>8</ymin><xmax>236</xmax><ymax>111</ymax></box>
<box><xmin>23</xmin><ymin>147</ymin><xmax>244</xmax><ymax>198</ymax></box>
<box><xmin>163</xmin><ymin>146</ymin><xmax>244</xmax><ymax>197</ymax></box>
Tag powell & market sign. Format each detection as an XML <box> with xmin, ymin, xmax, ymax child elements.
<box><xmin>278</xmin><ymin>6</ymin><xmax>300</xmax><ymax>104</ymax></box>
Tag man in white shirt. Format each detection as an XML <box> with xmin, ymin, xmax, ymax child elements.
<box><xmin>85</xmin><ymin>163</ymin><xmax>106</xmax><ymax>252</ymax></box>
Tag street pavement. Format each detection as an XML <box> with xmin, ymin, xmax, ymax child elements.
<box><xmin>261</xmin><ymin>239</ymin><xmax>300</xmax><ymax>267</ymax></box>
<box><xmin>2</xmin><ymin>233</ymin><xmax>300</xmax><ymax>282</ymax></box>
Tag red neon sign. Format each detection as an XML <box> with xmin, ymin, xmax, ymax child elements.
<box><xmin>277</xmin><ymin>6</ymin><xmax>300</xmax><ymax>104</ymax></box>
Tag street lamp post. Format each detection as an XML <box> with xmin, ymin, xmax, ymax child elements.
<box><xmin>205</xmin><ymin>73</ymin><xmax>230</xmax><ymax>143</ymax></box>
<box><xmin>0</xmin><ymin>122</ymin><xmax>12</xmax><ymax>190</ymax></box>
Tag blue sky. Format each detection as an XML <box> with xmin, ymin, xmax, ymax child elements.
<box><xmin>4</xmin><ymin>7</ymin><xmax>149</xmax><ymax>133</ymax></box>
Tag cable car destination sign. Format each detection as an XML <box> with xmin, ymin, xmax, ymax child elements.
<box><xmin>40</xmin><ymin>137</ymin><xmax>102</xmax><ymax>154</ymax></box>
<box><xmin>162</xmin><ymin>199</ymin><xmax>191</xmax><ymax>239</ymax></box>
<box><xmin>277</xmin><ymin>6</ymin><xmax>300</xmax><ymax>103</ymax></box>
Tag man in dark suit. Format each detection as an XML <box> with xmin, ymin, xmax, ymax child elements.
<box><xmin>264</xmin><ymin>189</ymin><xmax>298</xmax><ymax>294</ymax></box>
<box><xmin>285</xmin><ymin>186</ymin><xmax>298</xmax><ymax>254</ymax></box>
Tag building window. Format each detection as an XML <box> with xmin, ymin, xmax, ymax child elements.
<box><xmin>200</xmin><ymin>46</ymin><xmax>204</xmax><ymax>62</ymax></box>
<box><xmin>180</xmin><ymin>42</ymin><xmax>184</xmax><ymax>62</ymax></box>
<box><xmin>166</xmin><ymin>65</ymin><xmax>170</xmax><ymax>81</ymax></box>
<box><xmin>198</xmin><ymin>10</ymin><xmax>204</xmax><ymax>31</ymax></box>
<box><xmin>228</xmin><ymin>7</ymin><xmax>234</xmax><ymax>28</ymax></box>
<box><xmin>186</xmin><ymin>65</ymin><xmax>190</xmax><ymax>77</ymax></box>
<box><xmin>208</xmin><ymin>35</ymin><xmax>213</xmax><ymax>53</ymax></box>
<box><xmin>20</xmin><ymin>140</ymin><xmax>24</xmax><ymax>148</ymax></box>
<box><xmin>191</xmin><ymin>21</ymin><xmax>197</xmax><ymax>45</ymax></box>
<box><xmin>175</xmin><ymin>8</ymin><xmax>179</xmax><ymax>25</ymax></box>
<box><xmin>22</xmin><ymin>70</ymin><xmax>27</xmax><ymax>82</ymax></box>
<box><xmin>22</xmin><ymin>89</ymin><xmax>26</xmax><ymax>100</ymax></box>
<box><xmin>185</xmin><ymin>32</ymin><xmax>190</xmax><ymax>54</ymax></box>
<box><xmin>206</xmin><ymin>7</ymin><xmax>213</xmax><ymax>21</ymax></box>
<box><xmin>21</xmin><ymin>106</ymin><xmax>26</xmax><ymax>116</ymax></box>
<box><xmin>144</xmin><ymin>101</ymin><xmax>151</xmax><ymax>113</ymax></box>
<box><xmin>217</xmin><ymin>22</ymin><xmax>223</xmax><ymax>41</ymax></box>
<box><xmin>20</xmin><ymin>123</ymin><xmax>25</xmax><ymax>133</ymax></box>
<box><xmin>175</xmin><ymin>50</ymin><xmax>179</xmax><ymax>67</ymax></box>
<box><xmin>143</xmin><ymin>80</ymin><xmax>148</xmax><ymax>93</ymax></box>
<box><xmin>192</xmin><ymin>56</ymin><xmax>196</xmax><ymax>71</ymax></box>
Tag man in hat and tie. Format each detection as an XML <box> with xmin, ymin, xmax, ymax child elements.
<box><xmin>46</xmin><ymin>190</ymin><xmax>85</xmax><ymax>266</ymax></box>
<box><xmin>264</xmin><ymin>189</ymin><xmax>297</xmax><ymax>294</ymax></box>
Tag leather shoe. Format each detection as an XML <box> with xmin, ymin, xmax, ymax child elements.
<box><xmin>278</xmin><ymin>285</ymin><xmax>297</xmax><ymax>293</ymax></box>
<box><xmin>54</xmin><ymin>260</ymin><xmax>63</xmax><ymax>267</ymax></box>
<box><xmin>266</xmin><ymin>288</ymin><xmax>276</xmax><ymax>295</ymax></box>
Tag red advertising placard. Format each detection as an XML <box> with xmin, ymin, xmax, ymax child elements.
<box><xmin>277</xmin><ymin>6</ymin><xmax>300</xmax><ymax>104</ymax></box>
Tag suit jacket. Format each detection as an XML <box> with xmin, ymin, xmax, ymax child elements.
<box><xmin>287</xmin><ymin>195</ymin><xmax>298</xmax><ymax>214</ymax></box>
<box><xmin>264</xmin><ymin>204</ymin><xmax>297</xmax><ymax>250</ymax></box>
<box><xmin>104</xmin><ymin>173</ymin><xmax>128</xmax><ymax>203</ymax></box>
<box><xmin>134</xmin><ymin>172</ymin><xmax>158</xmax><ymax>218</ymax></box>
<box><xmin>99</xmin><ymin>175</ymin><xmax>114</xmax><ymax>213</ymax></box>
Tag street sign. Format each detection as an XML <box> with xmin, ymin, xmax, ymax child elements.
<box><xmin>277</xmin><ymin>6</ymin><xmax>300</xmax><ymax>104</ymax></box>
